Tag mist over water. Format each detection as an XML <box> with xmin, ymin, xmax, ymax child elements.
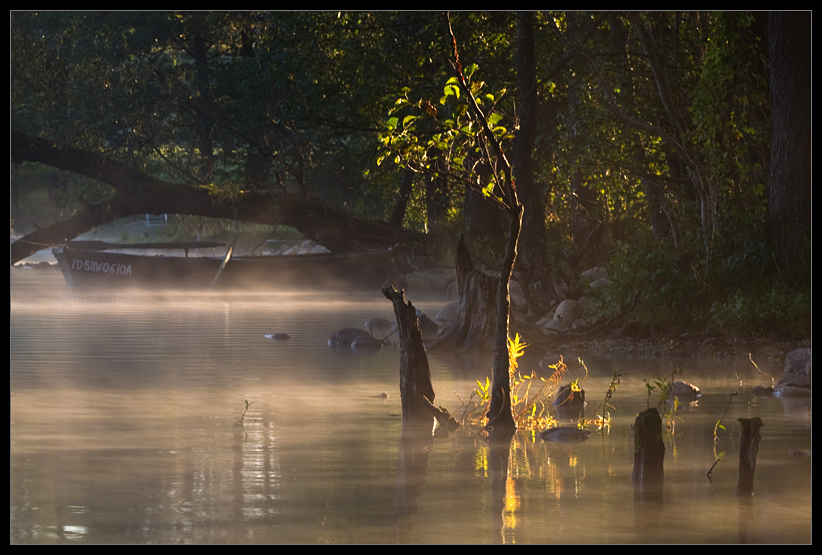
<box><xmin>11</xmin><ymin>268</ymin><xmax>812</xmax><ymax>544</ymax></box>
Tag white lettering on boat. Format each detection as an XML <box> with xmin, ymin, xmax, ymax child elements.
<box><xmin>71</xmin><ymin>258</ymin><xmax>132</xmax><ymax>276</ymax></box>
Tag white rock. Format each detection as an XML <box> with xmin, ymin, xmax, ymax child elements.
<box><xmin>581</xmin><ymin>266</ymin><xmax>607</xmax><ymax>281</ymax></box>
<box><xmin>553</xmin><ymin>299</ymin><xmax>578</xmax><ymax>326</ymax></box>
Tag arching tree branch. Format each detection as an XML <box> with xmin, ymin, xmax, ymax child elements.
<box><xmin>11</xmin><ymin>130</ymin><xmax>424</xmax><ymax>264</ymax></box>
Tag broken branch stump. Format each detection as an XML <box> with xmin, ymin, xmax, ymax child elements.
<box><xmin>383</xmin><ymin>285</ymin><xmax>437</xmax><ymax>432</ymax></box>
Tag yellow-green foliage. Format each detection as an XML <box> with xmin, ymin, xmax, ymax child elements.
<box><xmin>456</xmin><ymin>335</ymin><xmax>568</xmax><ymax>432</ymax></box>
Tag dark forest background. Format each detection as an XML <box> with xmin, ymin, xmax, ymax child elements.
<box><xmin>10</xmin><ymin>11</ymin><xmax>810</xmax><ymax>337</ymax></box>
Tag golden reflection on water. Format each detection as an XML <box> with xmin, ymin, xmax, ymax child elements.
<box><xmin>10</xmin><ymin>269</ymin><xmax>814</xmax><ymax>544</ymax></box>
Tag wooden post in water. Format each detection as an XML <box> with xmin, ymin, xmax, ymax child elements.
<box><xmin>736</xmin><ymin>417</ymin><xmax>764</xmax><ymax>496</ymax></box>
<box><xmin>632</xmin><ymin>408</ymin><xmax>665</xmax><ymax>490</ymax></box>
<box><xmin>383</xmin><ymin>286</ymin><xmax>437</xmax><ymax>433</ymax></box>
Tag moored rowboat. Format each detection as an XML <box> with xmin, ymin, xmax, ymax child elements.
<box><xmin>52</xmin><ymin>241</ymin><xmax>401</xmax><ymax>291</ymax></box>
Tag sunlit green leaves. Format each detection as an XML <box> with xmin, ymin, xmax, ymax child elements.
<box><xmin>375</xmin><ymin>63</ymin><xmax>513</xmax><ymax>210</ymax></box>
<box><xmin>441</xmin><ymin>76</ymin><xmax>460</xmax><ymax>103</ymax></box>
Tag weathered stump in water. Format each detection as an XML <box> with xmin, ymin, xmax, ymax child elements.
<box><xmin>632</xmin><ymin>408</ymin><xmax>665</xmax><ymax>487</ymax></box>
<box><xmin>736</xmin><ymin>417</ymin><xmax>764</xmax><ymax>496</ymax></box>
<box><xmin>427</xmin><ymin>236</ymin><xmax>498</xmax><ymax>353</ymax></box>
<box><xmin>553</xmin><ymin>383</ymin><xmax>586</xmax><ymax>421</ymax></box>
<box><xmin>383</xmin><ymin>286</ymin><xmax>437</xmax><ymax>432</ymax></box>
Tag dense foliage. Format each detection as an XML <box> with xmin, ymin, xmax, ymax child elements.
<box><xmin>10</xmin><ymin>11</ymin><xmax>810</xmax><ymax>337</ymax></box>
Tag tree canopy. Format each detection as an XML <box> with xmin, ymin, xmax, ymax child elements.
<box><xmin>11</xmin><ymin>11</ymin><xmax>810</xmax><ymax>336</ymax></box>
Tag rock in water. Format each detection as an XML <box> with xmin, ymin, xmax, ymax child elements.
<box><xmin>539</xmin><ymin>427</ymin><xmax>591</xmax><ymax>444</ymax></box>
<box><xmin>669</xmin><ymin>381</ymin><xmax>701</xmax><ymax>401</ymax></box>
<box><xmin>364</xmin><ymin>317</ymin><xmax>396</xmax><ymax>338</ymax></box>
<box><xmin>751</xmin><ymin>385</ymin><xmax>774</xmax><ymax>397</ymax></box>
<box><xmin>553</xmin><ymin>384</ymin><xmax>586</xmax><ymax>410</ymax></box>
<box><xmin>774</xmin><ymin>348</ymin><xmax>812</xmax><ymax>398</ymax></box>
<box><xmin>553</xmin><ymin>383</ymin><xmax>586</xmax><ymax>421</ymax></box>
<box><xmin>328</xmin><ymin>327</ymin><xmax>370</xmax><ymax>347</ymax></box>
<box><xmin>351</xmin><ymin>334</ymin><xmax>384</xmax><ymax>349</ymax></box>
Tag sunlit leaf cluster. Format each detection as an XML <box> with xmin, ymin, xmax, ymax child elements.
<box><xmin>377</xmin><ymin>62</ymin><xmax>515</xmax><ymax>214</ymax></box>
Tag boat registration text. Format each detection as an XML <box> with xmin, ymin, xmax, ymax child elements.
<box><xmin>72</xmin><ymin>258</ymin><xmax>133</xmax><ymax>276</ymax></box>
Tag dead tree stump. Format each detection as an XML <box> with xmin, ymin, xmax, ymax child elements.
<box><xmin>427</xmin><ymin>236</ymin><xmax>498</xmax><ymax>353</ymax></box>
<box><xmin>383</xmin><ymin>286</ymin><xmax>437</xmax><ymax>432</ymax></box>
<box><xmin>632</xmin><ymin>408</ymin><xmax>665</xmax><ymax>487</ymax></box>
<box><xmin>736</xmin><ymin>417</ymin><xmax>764</xmax><ymax>496</ymax></box>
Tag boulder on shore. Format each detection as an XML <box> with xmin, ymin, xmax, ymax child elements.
<box><xmin>774</xmin><ymin>348</ymin><xmax>812</xmax><ymax>398</ymax></box>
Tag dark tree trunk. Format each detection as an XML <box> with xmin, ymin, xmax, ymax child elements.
<box><xmin>485</xmin><ymin>204</ymin><xmax>523</xmax><ymax>436</ymax></box>
<box><xmin>767</xmin><ymin>11</ymin><xmax>811</xmax><ymax>270</ymax></box>
<box><xmin>444</xmin><ymin>12</ymin><xmax>520</xmax><ymax>438</ymax></box>
<box><xmin>10</xmin><ymin>131</ymin><xmax>425</xmax><ymax>264</ymax></box>
<box><xmin>463</xmin><ymin>188</ymin><xmax>507</xmax><ymax>245</ymax></box>
<box><xmin>389</xmin><ymin>168</ymin><xmax>415</xmax><ymax>227</ymax></box>
<box><xmin>513</xmin><ymin>11</ymin><xmax>551</xmax><ymax>310</ymax></box>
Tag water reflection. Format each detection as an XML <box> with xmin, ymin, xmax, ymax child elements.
<box><xmin>10</xmin><ymin>269</ymin><xmax>812</xmax><ymax>544</ymax></box>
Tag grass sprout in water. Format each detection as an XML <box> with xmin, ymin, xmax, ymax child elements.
<box><xmin>642</xmin><ymin>366</ymin><xmax>685</xmax><ymax>434</ymax></box>
<box><xmin>586</xmin><ymin>367</ymin><xmax>621</xmax><ymax>430</ymax></box>
<box><xmin>236</xmin><ymin>399</ymin><xmax>255</xmax><ymax>425</ymax></box>
<box><xmin>454</xmin><ymin>335</ymin><xmax>571</xmax><ymax>433</ymax></box>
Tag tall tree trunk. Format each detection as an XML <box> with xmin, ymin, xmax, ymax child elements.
<box><xmin>389</xmin><ymin>168</ymin><xmax>415</xmax><ymax>227</ymax></box>
<box><xmin>767</xmin><ymin>11</ymin><xmax>811</xmax><ymax>271</ymax></box>
<box><xmin>463</xmin><ymin>188</ymin><xmax>506</xmax><ymax>246</ymax></box>
<box><xmin>513</xmin><ymin>11</ymin><xmax>551</xmax><ymax>309</ymax></box>
<box><xmin>485</xmin><ymin>204</ymin><xmax>523</xmax><ymax>435</ymax></box>
<box><xmin>445</xmin><ymin>13</ymin><xmax>520</xmax><ymax>437</ymax></box>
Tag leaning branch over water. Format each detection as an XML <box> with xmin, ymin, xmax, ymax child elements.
<box><xmin>11</xmin><ymin>130</ymin><xmax>425</xmax><ymax>264</ymax></box>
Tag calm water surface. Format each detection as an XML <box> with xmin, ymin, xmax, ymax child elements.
<box><xmin>10</xmin><ymin>268</ymin><xmax>812</xmax><ymax>544</ymax></box>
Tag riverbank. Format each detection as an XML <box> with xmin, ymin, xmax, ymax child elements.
<box><xmin>532</xmin><ymin>332</ymin><xmax>810</xmax><ymax>367</ymax></box>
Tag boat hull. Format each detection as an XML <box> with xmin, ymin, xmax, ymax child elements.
<box><xmin>53</xmin><ymin>247</ymin><xmax>403</xmax><ymax>291</ymax></box>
